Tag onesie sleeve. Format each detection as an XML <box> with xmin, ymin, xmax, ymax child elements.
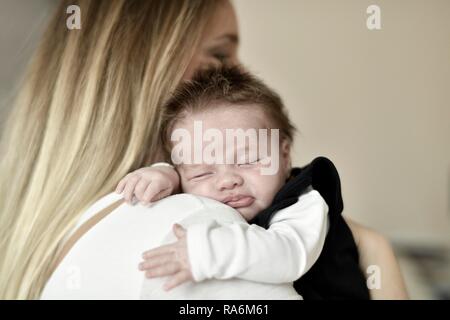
<box><xmin>186</xmin><ymin>189</ymin><xmax>329</xmax><ymax>283</ymax></box>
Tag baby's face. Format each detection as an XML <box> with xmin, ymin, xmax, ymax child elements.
<box><xmin>170</xmin><ymin>104</ymin><xmax>291</xmax><ymax>221</ymax></box>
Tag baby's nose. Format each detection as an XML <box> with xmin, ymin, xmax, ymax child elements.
<box><xmin>217</xmin><ymin>172</ymin><xmax>244</xmax><ymax>191</ymax></box>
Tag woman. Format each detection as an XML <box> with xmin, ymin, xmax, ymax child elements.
<box><xmin>0</xmin><ymin>0</ymin><xmax>407</xmax><ymax>299</ymax></box>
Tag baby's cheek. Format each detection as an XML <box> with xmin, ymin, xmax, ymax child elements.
<box><xmin>254</xmin><ymin>177</ymin><xmax>283</xmax><ymax>206</ymax></box>
<box><xmin>183</xmin><ymin>181</ymin><xmax>217</xmax><ymax>199</ymax></box>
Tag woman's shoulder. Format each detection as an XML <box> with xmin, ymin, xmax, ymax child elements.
<box><xmin>74</xmin><ymin>192</ymin><xmax>124</xmax><ymax>231</ymax></box>
<box><xmin>76</xmin><ymin>192</ymin><xmax>242</xmax><ymax>230</ymax></box>
<box><xmin>43</xmin><ymin>193</ymin><xmax>243</xmax><ymax>299</ymax></box>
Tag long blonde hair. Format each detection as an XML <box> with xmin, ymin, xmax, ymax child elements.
<box><xmin>0</xmin><ymin>0</ymin><xmax>219</xmax><ymax>299</ymax></box>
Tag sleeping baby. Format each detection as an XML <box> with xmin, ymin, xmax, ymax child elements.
<box><xmin>115</xmin><ymin>66</ymin><xmax>329</xmax><ymax>293</ymax></box>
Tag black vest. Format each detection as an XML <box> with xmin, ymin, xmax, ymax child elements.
<box><xmin>250</xmin><ymin>157</ymin><xmax>370</xmax><ymax>300</ymax></box>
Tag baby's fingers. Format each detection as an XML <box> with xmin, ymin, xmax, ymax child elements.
<box><xmin>138</xmin><ymin>254</ymin><xmax>174</xmax><ymax>271</ymax></box>
<box><xmin>141</xmin><ymin>183</ymin><xmax>169</xmax><ymax>205</ymax></box>
<box><xmin>163</xmin><ymin>270</ymin><xmax>192</xmax><ymax>291</ymax></box>
<box><xmin>145</xmin><ymin>262</ymin><xmax>180</xmax><ymax>279</ymax></box>
<box><xmin>134</xmin><ymin>178</ymin><xmax>152</xmax><ymax>200</ymax></box>
<box><xmin>115</xmin><ymin>177</ymin><xmax>127</xmax><ymax>194</ymax></box>
<box><xmin>142</xmin><ymin>243</ymin><xmax>175</xmax><ymax>259</ymax></box>
<box><xmin>122</xmin><ymin>175</ymin><xmax>141</xmax><ymax>203</ymax></box>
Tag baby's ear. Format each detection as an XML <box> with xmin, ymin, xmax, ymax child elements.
<box><xmin>280</xmin><ymin>138</ymin><xmax>292</xmax><ymax>177</ymax></box>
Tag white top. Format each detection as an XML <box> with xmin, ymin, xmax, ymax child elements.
<box><xmin>40</xmin><ymin>193</ymin><xmax>304</xmax><ymax>300</ymax></box>
<box><xmin>187</xmin><ymin>188</ymin><xmax>329</xmax><ymax>283</ymax></box>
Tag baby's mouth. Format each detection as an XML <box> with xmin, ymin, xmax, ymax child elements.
<box><xmin>223</xmin><ymin>195</ymin><xmax>255</xmax><ymax>208</ymax></box>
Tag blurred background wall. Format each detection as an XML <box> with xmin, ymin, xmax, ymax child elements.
<box><xmin>232</xmin><ymin>0</ymin><xmax>450</xmax><ymax>299</ymax></box>
<box><xmin>234</xmin><ymin>0</ymin><xmax>450</xmax><ymax>245</ymax></box>
<box><xmin>0</xmin><ymin>0</ymin><xmax>53</xmax><ymax>122</ymax></box>
<box><xmin>0</xmin><ymin>0</ymin><xmax>449</xmax><ymax>299</ymax></box>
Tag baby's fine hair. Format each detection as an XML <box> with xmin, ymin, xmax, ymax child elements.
<box><xmin>160</xmin><ymin>66</ymin><xmax>297</xmax><ymax>161</ymax></box>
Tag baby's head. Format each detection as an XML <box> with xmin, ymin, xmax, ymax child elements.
<box><xmin>160</xmin><ymin>66</ymin><xmax>296</xmax><ymax>221</ymax></box>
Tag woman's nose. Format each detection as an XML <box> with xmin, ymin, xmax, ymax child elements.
<box><xmin>216</xmin><ymin>172</ymin><xmax>244</xmax><ymax>191</ymax></box>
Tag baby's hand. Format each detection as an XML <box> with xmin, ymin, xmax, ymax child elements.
<box><xmin>139</xmin><ymin>224</ymin><xmax>194</xmax><ymax>291</ymax></box>
<box><xmin>115</xmin><ymin>165</ymin><xmax>180</xmax><ymax>205</ymax></box>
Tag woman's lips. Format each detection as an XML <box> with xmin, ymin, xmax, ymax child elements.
<box><xmin>225</xmin><ymin>196</ymin><xmax>255</xmax><ymax>208</ymax></box>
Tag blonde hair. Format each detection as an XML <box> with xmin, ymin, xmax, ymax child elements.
<box><xmin>0</xmin><ymin>0</ymin><xmax>220</xmax><ymax>299</ymax></box>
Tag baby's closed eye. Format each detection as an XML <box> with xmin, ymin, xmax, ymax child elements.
<box><xmin>190</xmin><ymin>172</ymin><xmax>214</xmax><ymax>181</ymax></box>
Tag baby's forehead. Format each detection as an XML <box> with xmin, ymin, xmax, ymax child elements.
<box><xmin>169</xmin><ymin>103</ymin><xmax>282</xmax><ymax>166</ymax></box>
<box><xmin>180</xmin><ymin>103</ymin><xmax>275</xmax><ymax>130</ymax></box>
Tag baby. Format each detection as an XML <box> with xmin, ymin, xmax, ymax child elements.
<box><xmin>115</xmin><ymin>67</ymin><xmax>329</xmax><ymax>292</ymax></box>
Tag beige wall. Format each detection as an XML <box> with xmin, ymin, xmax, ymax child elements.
<box><xmin>234</xmin><ymin>0</ymin><xmax>450</xmax><ymax>245</ymax></box>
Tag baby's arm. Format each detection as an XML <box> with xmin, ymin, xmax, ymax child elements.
<box><xmin>116</xmin><ymin>163</ymin><xmax>180</xmax><ymax>205</ymax></box>
<box><xmin>140</xmin><ymin>189</ymin><xmax>329</xmax><ymax>288</ymax></box>
<box><xmin>186</xmin><ymin>189</ymin><xmax>329</xmax><ymax>283</ymax></box>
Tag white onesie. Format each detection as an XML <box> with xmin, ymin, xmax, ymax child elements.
<box><xmin>186</xmin><ymin>186</ymin><xmax>329</xmax><ymax>283</ymax></box>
